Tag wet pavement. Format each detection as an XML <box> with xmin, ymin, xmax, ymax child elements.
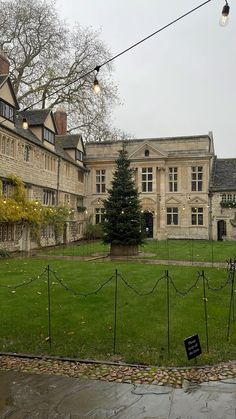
<box><xmin>0</xmin><ymin>370</ymin><xmax>236</xmax><ymax>418</ymax></box>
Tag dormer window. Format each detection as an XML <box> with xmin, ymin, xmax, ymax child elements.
<box><xmin>76</xmin><ymin>149</ymin><xmax>83</xmax><ymax>161</ymax></box>
<box><xmin>0</xmin><ymin>100</ymin><xmax>14</xmax><ymax>122</ymax></box>
<box><xmin>43</xmin><ymin>127</ymin><xmax>55</xmax><ymax>145</ymax></box>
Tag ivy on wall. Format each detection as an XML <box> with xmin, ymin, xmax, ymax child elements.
<box><xmin>220</xmin><ymin>201</ymin><xmax>236</xmax><ymax>208</ymax></box>
<box><xmin>0</xmin><ymin>175</ymin><xmax>69</xmax><ymax>241</ymax></box>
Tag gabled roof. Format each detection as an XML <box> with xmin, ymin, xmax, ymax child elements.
<box><xmin>0</xmin><ymin>75</ymin><xmax>19</xmax><ymax>109</ymax></box>
<box><xmin>20</xmin><ymin>109</ymin><xmax>51</xmax><ymax>125</ymax></box>
<box><xmin>14</xmin><ymin>114</ymin><xmax>44</xmax><ymax>145</ymax></box>
<box><xmin>211</xmin><ymin>158</ymin><xmax>236</xmax><ymax>191</ymax></box>
<box><xmin>56</xmin><ymin>134</ymin><xmax>85</xmax><ymax>154</ymax></box>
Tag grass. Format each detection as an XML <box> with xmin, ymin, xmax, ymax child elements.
<box><xmin>0</xmin><ymin>255</ymin><xmax>235</xmax><ymax>366</ymax></box>
<box><xmin>38</xmin><ymin>239</ymin><xmax>236</xmax><ymax>263</ymax></box>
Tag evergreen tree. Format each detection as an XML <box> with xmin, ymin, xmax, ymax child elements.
<box><xmin>103</xmin><ymin>146</ymin><xmax>143</xmax><ymax>247</ymax></box>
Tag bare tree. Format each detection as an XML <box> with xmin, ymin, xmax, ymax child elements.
<box><xmin>0</xmin><ymin>0</ymin><xmax>125</xmax><ymax>141</ymax></box>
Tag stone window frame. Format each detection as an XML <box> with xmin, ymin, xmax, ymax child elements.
<box><xmin>0</xmin><ymin>134</ymin><xmax>15</xmax><ymax>158</ymax></box>
<box><xmin>95</xmin><ymin>207</ymin><xmax>105</xmax><ymax>224</ymax></box>
<box><xmin>43</xmin><ymin>189</ymin><xmax>56</xmax><ymax>206</ymax></box>
<box><xmin>221</xmin><ymin>193</ymin><xmax>236</xmax><ymax>203</ymax></box>
<box><xmin>168</xmin><ymin>167</ymin><xmax>178</xmax><ymax>192</ymax></box>
<box><xmin>41</xmin><ymin>224</ymin><xmax>55</xmax><ymax>239</ymax></box>
<box><xmin>191</xmin><ymin>207</ymin><xmax>203</xmax><ymax>225</ymax></box>
<box><xmin>44</xmin><ymin>154</ymin><xmax>56</xmax><ymax>172</ymax></box>
<box><xmin>191</xmin><ymin>166</ymin><xmax>203</xmax><ymax>192</ymax></box>
<box><xmin>166</xmin><ymin>207</ymin><xmax>179</xmax><ymax>225</ymax></box>
<box><xmin>0</xmin><ymin>222</ymin><xmax>15</xmax><ymax>242</ymax></box>
<box><xmin>43</xmin><ymin>127</ymin><xmax>55</xmax><ymax>145</ymax></box>
<box><xmin>23</xmin><ymin>144</ymin><xmax>31</xmax><ymax>162</ymax></box>
<box><xmin>0</xmin><ymin>99</ymin><xmax>15</xmax><ymax>122</ymax></box>
<box><xmin>64</xmin><ymin>193</ymin><xmax>70</xmax><ymax>205</ymax></box>
<box><xmin>1</xmin><ymin>180</ymin><xmax>14</xmax><ymax>198</ymax></box>
<box><xmin>96</xmin><ymin>169</ymin><xmax>106</xmax><ymax>193</ymax></box>
<box><xmin>141</xmin><ymin>167</ymin><xmax>153</xmax><ymax>192</ymax></box>
<box><xmin>76</xmin><ymin>149</ymin><xmax>83</xmax><ymax>161</ymax></box>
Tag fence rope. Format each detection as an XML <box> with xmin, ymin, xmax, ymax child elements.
<box><xmin>118</xmin><ymin>272</ymin><xmax>167</xmax><ymax>296</ymax></box>
<box><xmin>169</xmin><ymin>273</ymin><xmax>201</xmax><ymax>296</ymax></box>
<box><xmin>204</xmin><ymin>273</ymin><xmax>231</xmax><ymax>291</ymax></box>
<box><xmin>0</xmin><ymin>267</ymin><xmax>47</xmax><ymax>289</ymax></box>
<box><xmin>50</xmin><ymin>268</ymin><xmax>115</xmax><ymax>297</ymax></box>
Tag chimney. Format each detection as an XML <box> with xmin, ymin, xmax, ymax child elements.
<box><xmin>0</xmin><ymin>51</ymin><xmax>10</xmax><ymax>75</ymax></box>
<box><xmin>54</xmin><ymin>107</ymin><xmax>67</xmax><ymax>135</ymax></box>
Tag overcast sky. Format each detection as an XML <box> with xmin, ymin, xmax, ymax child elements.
<box><xmin>57</xmin><ymin>0</ymin><xmax>236</xmax><ymax>158</ymax></box>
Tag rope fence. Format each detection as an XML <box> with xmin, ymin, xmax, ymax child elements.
<box><xmin>0</xmin><ymin>258</ymin><xmax>235</xmax><ymax>358</ymax></box>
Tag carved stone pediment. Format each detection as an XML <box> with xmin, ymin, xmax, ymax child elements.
<box><xmin>129</xmin><ymin>141</ymin><xmax>167</xmax><ymax>160</ymax></box>
<box><xmin>188</xmin><ymin>196</ymin><xmax>207</xmax><ymax>205</ymax></box>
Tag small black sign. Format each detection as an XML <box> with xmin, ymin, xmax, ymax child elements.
<box><xmin>184</xmin><ymin>334</ymin><xmax>202</xmax><ymax>360</ymax></box>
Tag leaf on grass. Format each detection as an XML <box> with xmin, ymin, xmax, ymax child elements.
<box><xmin>11</xmin><ymin>290</ymin><xmax>16</xmax><ymax>294</ymax></box>
<box><xmin>37</xmin><ymin>291</ymin><xmax>42</xmax><ymax>295</ymax></box>
<box><xmin>45</xmin><ymin>337</ymin><xmax>50</xmax><ymax>341</ymax></box>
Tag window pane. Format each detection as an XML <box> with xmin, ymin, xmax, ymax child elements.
<box><xmin>198</xmin><ymin>214</ymin><xmax>203</xmax><ymax>225</ymax></box>
<box><xmin>167</xmin><ymin>214</ymin><xmax>171</xmax><ymax>224</ymax></box>
<box><xmin>173</xmin><ymin>214</ymin><xmax>178</xmax><ymax>225</ymax></box>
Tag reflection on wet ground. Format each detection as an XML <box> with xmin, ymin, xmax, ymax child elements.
<box><xmin>0</xmin><ymin>370</ymin><xmax>236</xmax><ymax>418</ymax></box>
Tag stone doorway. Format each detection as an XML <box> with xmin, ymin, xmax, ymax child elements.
<box><xmin>143</xmin><ymin>212</ymin><xmax>153</xmax><ymax>238</ymax></box>
<box><xmin>217</xmin><ymin>220</ymin><xmax>226</xmax><ymax>241</ymax></box>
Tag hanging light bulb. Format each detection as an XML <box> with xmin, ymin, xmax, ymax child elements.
<box><xmin>93</xmin><ymin>66</ymin><xmax>101</xmax><ymax>94</ymax></box>
<box><xmin>22</xmin><ymin>117</ymin><xmax>28</xmax><ymax>129</ymax></box>
<box><xmin>220</xmin><ymin>1</ymin><xmax>230</xmax><ymax>26</ymax></box>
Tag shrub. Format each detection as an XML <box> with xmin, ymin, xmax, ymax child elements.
<box><xmin>84</xmin><ymin>223</ymin><xmax>103</xmax><ymax>240</ymax></box>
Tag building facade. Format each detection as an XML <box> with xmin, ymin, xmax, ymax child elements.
<box><xmin>0</xmin><ymin>51</ymin><xmax>236</xmax><ymax>251</ymax></box>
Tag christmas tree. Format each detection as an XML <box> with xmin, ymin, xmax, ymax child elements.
<box><xmin>103</xmin><ymin>146</ymin><xmax>143</xmax><ymax>255</ymax></box>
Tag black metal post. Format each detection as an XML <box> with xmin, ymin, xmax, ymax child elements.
<box><xmin>47</xmin><ymin>265</ymin><xmax>52</xmax><ymax>349</ymax></box>
<box><xmin>113</xmin><ymin>269</ymin><xmax>118</xmax><ymax>354</ymax></box>
<box><xmin>166</xmin><ymin>270</ymin><xmax>170</xmax><ymax>354</ymax></box>
<box><xmin>191</xmin><ymin>239</ymin><xmax>194</xmax><ymax>265</ymax></box>
<box><xmin>227</xmin><ymin>260</ymin><xmax>236</xmax><ymax>340</ymax></box>
<box><xmin>202</xmin><ymin>270</ymin><xmax>209</xmax><ymax>352</ymax></box>
<box><xmin>232</xmin><ymin>263</ymin><xmax>235</xmax><ymax>323</ymax></box>
<box><xmin>167</xmin><ymin>239</ymin><xmax>170</xmax><ymax>264</ymax></box>
<box><xmin>211</xmin><ymin>240</ymin><xmax>214</xmax><ymax>268</ymax></box>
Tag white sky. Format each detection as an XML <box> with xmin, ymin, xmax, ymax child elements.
<box><xmin>57</xmin><ymin>0</ymin><xmax>236</xmax><ymax>158</ymax></box>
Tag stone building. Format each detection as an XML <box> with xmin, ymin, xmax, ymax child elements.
<box><xmin>84</xmin><ymin>135</ymin><xmax>215</xmax><ymax>241</ymax></box>
<box><xmin>0</xmin><ymin>53</ymin><xmax>86</xmax><ymax>251</ymax></box>
<box><xmin>0</xmin><ymin>51</ymin><xmax>236</xmax><ymax>250</ymax></box>
<box><xmin>210</xmin><ymin>158</ymin><xmax>236</xmax><ymax>241</ymax></box>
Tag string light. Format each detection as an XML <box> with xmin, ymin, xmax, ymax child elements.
<box><xmin>93</xmin><ymin>66</ymin><xmax>101</xmax><ymax>94</ymax></box>
<box><xmin>0</xmin><ymin>0</ymin><xmax>215</xmax><ymax>122</ymax></box>
<box><xmin>22</xmin><ymin>118</ymin><xmax>28</xmax><ymax>130</ymax></box>
<box><xmin>219</xmin><ymin>0</ymin><xmax>230</xmax><ymax>26</ymax></box>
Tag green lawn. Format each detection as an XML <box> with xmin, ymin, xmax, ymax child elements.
<box><xmin>38</xmin><ymin>239</ymin><xmax>236</xmax><ymax>263</ymax></box>
<box><xmin>0</xmin><ymin>256</ymin><xmax>235</xmax><ymax>366</ymax></box>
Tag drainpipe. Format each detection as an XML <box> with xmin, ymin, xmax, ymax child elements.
<box><xmin>208</xmin><ymin>191</ymin><xmax>213</xmax><ymax>241</ymax></box>
<box><xmin>56</xmin><ymin>156</ymin><xmax>61</xmax><ymax>205</ymax></box>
